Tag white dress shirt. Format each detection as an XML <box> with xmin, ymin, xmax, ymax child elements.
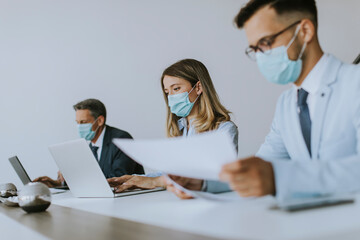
<box><xmin>89</xmin><ymin>126</ymin><xmax>106</xmax><ymax>162</ymax></box>
<box><xmin>295</xmin><ymin>53</ymin><xmax>330</xmax><ymax>120</ymax></box>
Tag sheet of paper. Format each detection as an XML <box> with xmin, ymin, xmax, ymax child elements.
<box><xmin>163</xmin><ymin>175</ymin><xmax>250</xmax><ymax>201</ymax></box>
<box><xmin>113</xmin><ymin>130</ymin><xmax>237</xmax><ymax>181</ymax></box>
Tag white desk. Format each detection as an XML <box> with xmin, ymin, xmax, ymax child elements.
<box><xmin>51</xmin><ymin>191</ymin><xmax>360</xmax><ymax>240</ymax></box>
<box><xmin>0</xmin><ymin>213</ymin><xmax>49</xmax><ymax>239</ymax></box>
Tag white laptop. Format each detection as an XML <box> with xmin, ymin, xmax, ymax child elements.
<box><xmin>48</xmin><ymin>139</ymin><xmax>164</xmax><ymax>198</ymax></box>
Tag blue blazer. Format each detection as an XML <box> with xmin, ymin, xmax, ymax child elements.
<box><xmin>256</xmin><ymin>55</ymin><xmax>360</xmax><ymax>201</ymax></box>
<box><xmin>99</xmin><ymin>125</ymin><xmax>144</xmax><ymax>178</ymax></box>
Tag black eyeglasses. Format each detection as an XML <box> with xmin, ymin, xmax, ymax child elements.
<box><xmin>245</xmin><ymin>20</ymin><xmax>301</xmax><ymax>61</ymax></box>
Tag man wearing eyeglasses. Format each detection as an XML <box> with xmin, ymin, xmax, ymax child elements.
<box><xmin>219</xmin><ymin>0</ymin><xmax>360</xmax><ymax>201</ymax></box>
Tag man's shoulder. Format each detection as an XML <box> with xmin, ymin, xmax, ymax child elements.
<box><xmin>325</xmin><ymin>54</ymin><xmax>360</xmax><ymax>85</ymax></box>
<box><xmin>105</xmin><ymin>125</ymin><xmax>133</xmax><ymax>139</ymax></box>
<box><xmin>337</xmin><ymin>60</ymin><xmax>360</xmax><ymax>84</ymax></box>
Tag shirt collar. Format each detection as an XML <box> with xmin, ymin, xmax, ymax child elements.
<box><xmin>91</xmin><ymin>126</ymin><xmax>106</xmax><ymax>147</ymax></box>
<box><xmin>177</xmin><ymin>118</ymin><xmax>195</xmax><ymax>131</ymax></box>
<box><xmin>293</xmin><ymin>53</ymin><xmax>330</xmax><ymax>95</ymax></box>
<box><xmin>177</xmin><ymin>118</ymin><xmax>187</xmax><ymax>131</ymax></box>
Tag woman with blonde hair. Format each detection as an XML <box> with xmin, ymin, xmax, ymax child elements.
<box><xmin>108</xmin><ymin>59</ymin><xmax>238</xmax><ymax>198</ymax></box>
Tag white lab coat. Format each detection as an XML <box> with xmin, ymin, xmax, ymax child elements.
<box><xmin>256</xmin><ymin>54</ymin><xmax>360</xmax><ymax>202</ymax></box>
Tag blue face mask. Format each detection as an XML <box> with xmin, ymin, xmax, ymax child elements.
<box><xmin>168</xmin><ymin>84</ymin><xmax>200</xmax><ymax>118</ymax></box>
<box><xmin>77</xmin><ymin>118</ymin><xmax>99</xmax><ymax>141</ymax></box>
<box><xmin>255</xmin><ymin>25</ymin><xmax>307</xmax><ymax>85</ymax></box>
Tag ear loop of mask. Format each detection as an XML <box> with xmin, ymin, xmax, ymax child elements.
<box><xmin>188</xmin><ymin>81</ymin><xmax>201</xmax><ymax>103</ymax></box>
<box><xmin>92</xmin><ymin>117</ymin><xmax>101</xmax><ymax>133</ymax></box>
<box><xmin>286</xmin><ymin>24</ymin><xmax>307</xmax><ymax>60</ymax></box>
<box><xmin>297</xmin><ymin>42</ymin><xmax>307</xmax><ymax>60</ymax></box>
<box><xmin>286</xmin><ymin>25</ymin><xmax>301</xmax><ymax>49</ymax></box>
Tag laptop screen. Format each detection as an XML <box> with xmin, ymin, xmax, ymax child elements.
<box><xmin>9</xmin><ymin>156</ymin><xmax>32</xmax><ymax>185</ymax></box>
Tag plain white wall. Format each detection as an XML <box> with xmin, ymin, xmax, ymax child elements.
<box><xmin>0</xmin><ymin>0</ymin><xmax>359</xmax><ymax>186</ymax></box>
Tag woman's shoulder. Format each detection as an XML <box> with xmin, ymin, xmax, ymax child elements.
<box><xmin>217</xmin><ymin>121</ymin><xmax>238</xmax><ymax>136</ymax></box>
<box><xmin>218</xmin><ymin>120</ymin><xmax>238</xmax><ymax>131</ymax></box>
<box><xmin>217</xmin><ymin>120</ymin><xmax>239</xmax><ymax>152</ymax></box>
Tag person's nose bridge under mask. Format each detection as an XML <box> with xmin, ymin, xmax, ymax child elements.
<box><xmin>77</xmin><ymin>117</ymin><xmax>100</xmax><ymax>141</ymax></box>
<box><xmin>167</xmin><ymin>82</ymin><xmax>201</xmax><ymax>118</ymax></box>
<box><xmin>255</xmin><ymin>24</ymin><xmax>308</xmax><ymax>85</ymax></box>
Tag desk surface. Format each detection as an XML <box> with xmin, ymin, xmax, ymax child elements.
<box><xmin>0</xmin><ymin>203</ymin><xmax>219</xmax><ymax>240</ymax></box>
<box><xmin>2</xmin><ymin>191</ymin><xmax>360</xmax><ymax>240</ymax></box>
<box><xmin>0</xmin><ymin>211</ymin><xmax>48</xmax><ymax>239</ymax></box>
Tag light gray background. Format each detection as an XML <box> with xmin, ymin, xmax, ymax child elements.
<box><xmin>0</xmin><ymin>0</ymin><xmax>359</xmax><ymax>186</ymax></box>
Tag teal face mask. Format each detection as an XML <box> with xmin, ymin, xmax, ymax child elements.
<box><xmin>77</xmin><ymin>118</ymin><xmax>99</xmax><ymax>141</ymax></box>
<box><xmin>255</xmin><ymin>25</ymin><xmax>307</xmax><ymax>85</ymax></box>
<box><xmin>168</xmin><ymin>84</ymin><xmax>200</xmax><ymax>118</ymax></box>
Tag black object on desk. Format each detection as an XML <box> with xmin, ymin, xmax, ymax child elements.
<box><xmin>353</xmin><ymin>54</ymin><xmax>360</xmax><ymax>64</ymax></box>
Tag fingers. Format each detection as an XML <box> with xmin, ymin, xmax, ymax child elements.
<box><xmin>114</xmin><ymin>184</ymin><xmax>134</xmax><ymax>193</ymax></box>
<box><xmin>219</xmin><ymin>170</ymin><xmax>248</xmax><ymax>183</ymax></box>
<box><xmin>168</xmin><ymin>174</ymin><xmax>182</xmax><ymax>181</ymax></box>
<box><xmin>107</xmin><ymin>178</ymin><xmax>120</xmax><ymax>187</ymax></box>
<box><xmin>165</xmin><ymin>175</ymin><xmax>203</xmax><ymax>191</ymax></box>
<box><xmin>167</xmin><ymin>185</ymin><xmax>193</xmax><ymax>200</ymax></box>
<box><xmin>220</xmin><ymin>157</ymin><xmax>276</xmax><ymax>197</ymax></box>
<box><xmin>229</xmin><ymin>181</ymin><xmax>259</xmax><ymax>197</ymax></box>
<box><xmin>167</xmin><ymin>175</ymin><xmax>185</xmax><ymax>185</ymax></box>
<box><xmin>167</xmin><ymin>175</ymin><xmax>190</xmax><ymax>187</ymax></box>
<box><xmin>58</xmin><ymin>172</ymin><xmax>65</xmax><ymax>182</ymax></box>
<box><xmin>34</xmin><ymin>179</ymin><xmax>55</xmax><ymax>188</ymax></box>
<box><xmin>107</xmin><ymin>175</ymin><xmax>133</xmax><ymax>186</ymax></box>
<box><xmin>112</xmin><ymin>176</ymin><xmax>155</xmax><ymax>191</ymax></box>
<box><xmin>221</xmin><ymin>156</ymin><xmax>258</xmax><ymax>173</ymax></box>
<box><xmin>42</xmin><ymin>181</ymin><xmax>56</xmax><ymax>188</ymax></box>
<box><xmin>234</xmin><ymin>189</ymin><xmax>254</xmax><ymax>198</ymax></box>
<box><xmin>33</xmin><ymin>177</ymin><xmax>41</xmax><ymax>182</ymax></box>
<box><xmin>222</xmin><ymin>160</ymin><xmax>245</xmax><ymax>172</ymax></box>
<box><xmin>233</xmin><ymin>186</ymin><xmax>263</xmax><ymax>198</ymax></box>
<box><xmin>33</xmin><ymin>176</ymin><xmax>52</xmax><ymax>183</ymax></box>
<box><xmin>219</xmin><ymin>157</ymin><xmax>261</xmax><ymax>182</ymax></box>
<box><xmin>33</xmin><ymin>176</ymin><xmax>46</xmax><ymax>182</ymax></box>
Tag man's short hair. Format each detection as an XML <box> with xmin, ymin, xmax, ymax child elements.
<box><xmin>73</xmin><ymin>99</ymin><xmax>107</xmax><ymax>122</ymax></box>
<box><xmin>234</xmin><ymin>0</ymin><xmax>318</xmax><ymax>29</ymax></box>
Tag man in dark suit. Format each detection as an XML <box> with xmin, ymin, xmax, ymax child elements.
<box><xmin>34</xmin><ymin>99</ymin><xmax>144</xmax><ymax>187</ymax></box>
<box><xmin>98</xmin><ymin>125</ymin><xmax>144</xmax><ymax>178</ymax></box>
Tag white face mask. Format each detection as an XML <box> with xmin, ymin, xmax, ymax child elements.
<box><xmin>167</xmin><ymin>83</ymin><xmax>200</xmax><ymax>117</ymax></box>
<box><xmin>77</xmin><ymin>118</ymin><xmax>100</xmax><ymax>141</ymax></box>
<box><xmin>256</xmin><ymin>25</ymin><xmax>307</xmax><ymax>85</ymax></box>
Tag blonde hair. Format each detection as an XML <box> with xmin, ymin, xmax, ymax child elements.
<box><xmin>161</xmin><ymin>59</ymin><xmax>231</xmax><ymax>137</ymax></box>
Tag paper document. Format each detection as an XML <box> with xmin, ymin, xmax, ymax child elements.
<box><xmin>113</xmin><ymin>131</ymin><xmax>237</xmax><ymax>181</ymax></box>
<box><xmin>163</xmin><ymin>175</ymin><xmax>250</xmax><ymax>201</ymax></box>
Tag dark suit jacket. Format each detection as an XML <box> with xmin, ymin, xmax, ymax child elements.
<box><xmin>98</xmin><ymin>125</ymin><xmax>144</xmax><ymax>178</ymax></box>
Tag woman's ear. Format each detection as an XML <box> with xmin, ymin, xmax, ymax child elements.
<box><xmin>196</xmin><ymin>81</ymin><xmax>203</xmax><ymax>95</ymax></box>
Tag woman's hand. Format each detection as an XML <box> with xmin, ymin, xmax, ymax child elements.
<box><xmin>165</xmin><ymin>175</ymin><xmax>203</xmax><ymax>199</ymax></box>
<box><xmin>107</xmin><ymin>175</ymin><xmax>166</xmax><ymax>193</ymax></box>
